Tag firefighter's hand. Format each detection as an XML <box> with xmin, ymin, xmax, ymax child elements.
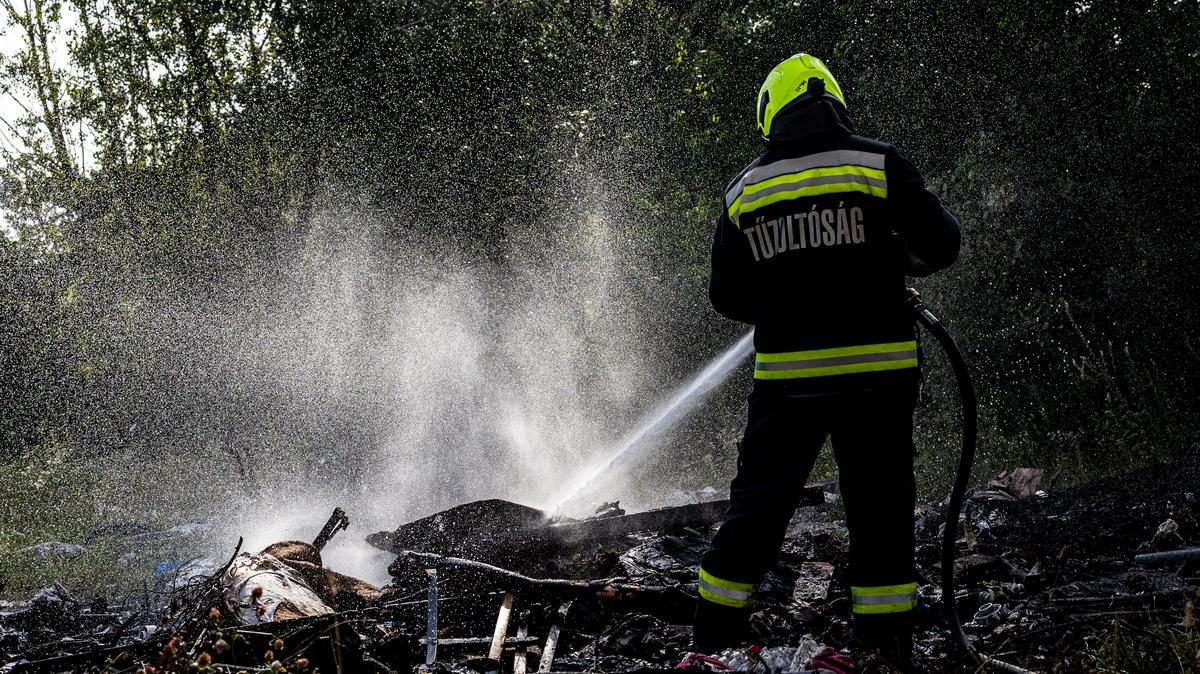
<box><xmin>890</xmin><ymin>232</ymin><xmax>935</xmax><ymax>277</ymax></box>
<box><xmin>905</xmin><ymin>249</ymin><xmax>935</xmax><ymax>277</ymax></box>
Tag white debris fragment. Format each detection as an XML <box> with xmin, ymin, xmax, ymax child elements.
<box><xmin>221</xmin><ymin>552</ymin><xmax>334</xmax><ymax>624</ymax></box>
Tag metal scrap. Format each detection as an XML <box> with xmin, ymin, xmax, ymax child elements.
<box><xmin>312</xmin><ymin>507</ymin><xmax>351</xmax><ymax>552</ymax></box>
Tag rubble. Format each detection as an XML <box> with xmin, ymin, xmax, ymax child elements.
<box><xmin>2</xmin><ymin>454</ymin><xmax>1199</xmax><ymax>672</ymax></box>
<box><xmin>988</xmin><ymin>468</ymin><xmax>1044</xmax><ymax>501</ymax></box>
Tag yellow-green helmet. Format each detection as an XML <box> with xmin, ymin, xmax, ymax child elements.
<box><xmin>756</xmin><ymin>53</ymin><xmax>846</xmax><ymax>139</ymax></box>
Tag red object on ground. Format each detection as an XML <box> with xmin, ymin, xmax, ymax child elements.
<box><xmin>809</xmin><ymin>646</ymin><xmax>858</xmax><ymax>674</ymax></box>
<box><xmin>674</xmin><ymin>653</ymin><xmax>733</xmax><ymax>670</ymax></box>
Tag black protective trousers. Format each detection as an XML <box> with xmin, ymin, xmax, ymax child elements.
<box><xmin>694</xmin><ymin>374</ymin><xmax>920</xmax><ymax>655</ymax></box>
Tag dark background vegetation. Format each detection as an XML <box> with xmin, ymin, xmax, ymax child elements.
<box><xmin>1</xmin><ymin>0</ymin><xmax>1198</xmax><ymax>497</ymax></box>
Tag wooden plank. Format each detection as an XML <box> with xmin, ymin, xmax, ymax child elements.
<box><xmin>513</xmin><ymin>620</ymin><xmax>529</xmax><ymax>674</ymax></box>
<box><xmin>545</xmin><ymin>487</ymin><xmax>826</xmax><ymax>544</ymax></box>
<box><xmin>488</xmin><ymin>592</ymin><xmax>514</xmax><ymax>661</ymax></box>
<box><xmin>425</xmin><ymin>569</ymin><xmax>438</xmax><ymax>665</ymax></box>
<box><xmin>418</xmin><ymin>637</ymin><xmax>540</xmax><ymax>647</ymax></box>
<box><xmin>537</xmin><ymin>601</ymin><xmax>572</xmax><ymax>673</ymax></box>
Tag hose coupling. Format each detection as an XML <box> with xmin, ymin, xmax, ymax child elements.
<box><xmin>904</xmin><ymin>287</ymin><xmax>939</xmax><ymax>327</ymax></box>
<box><xmin>903</xmin><ymin>286</ymin><xmax>923</xmax><ymax>308</ymax></box>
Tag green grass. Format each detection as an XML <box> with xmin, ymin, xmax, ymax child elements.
<box><xmin>0</xmin><ymin>441</ymin><xmax>232</xmax><ymax>601</ymax></box>
<box><xmin>1078</xmin><ymin>609</ymin><xmax>1199</xmax><ymax>673</ymax></box>
<box><xmin>3</xmin><ymin>446</ymin><xmax>132</xmax><ymax>599</ymax></box>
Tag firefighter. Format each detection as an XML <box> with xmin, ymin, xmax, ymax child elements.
<box><xmin>694</xmin><ymin>54</ymin><xmax>961</xmax><ymax>665</ymax></box>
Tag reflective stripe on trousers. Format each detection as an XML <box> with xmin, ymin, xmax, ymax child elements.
<box><xmin>754</xmin><ymin>341</ymin><xmax>918</xmax><ymax>380</ymax></box>
<box><xmin>697</xmin><ymin>567</ymin><xmax>756</xmax><ymax>608</ymax></box>
<box><xmin>851</xmin><ymin>582</ymin><xmax>918</xmax><ymax>615</ymax></box>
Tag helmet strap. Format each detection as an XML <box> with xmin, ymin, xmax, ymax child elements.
<box><xmin>805</xmin><ymin>76</ymin><xmax>826</xmax><ymax>100</ymax></box>
<box><xmin>757</xmin><ymin>90</ymin><xmax>770</xmax><ymax>130</ymax></box>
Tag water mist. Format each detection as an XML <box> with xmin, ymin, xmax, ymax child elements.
<box><xmin>547</xmin><ymin>330</ymin><xmax>754</xmax><ymax>516</ymax></box>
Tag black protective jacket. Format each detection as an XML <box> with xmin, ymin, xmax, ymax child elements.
<box><xmin>710</xmin><ymin>101</ymin><xmax>960</xmax><ymax>390</ymax></box>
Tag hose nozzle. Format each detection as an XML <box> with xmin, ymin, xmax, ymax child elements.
<box><xmin>903</xmin><ymin>287</ymin><xmax>923</xmax><ymax>309</ymax></box>
<box><xmin>904</xmin><ymin>287</ymin><xmax>938</xmax><ymax>327</ymax></box>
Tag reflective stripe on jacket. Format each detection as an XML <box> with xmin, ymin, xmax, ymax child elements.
<box><xmin>709</xmin><ymin>101</ymin><xmax>959</xmax><ymax>389</ymax></box>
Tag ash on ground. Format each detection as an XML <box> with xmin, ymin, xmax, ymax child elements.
<box><xmin>3</xmin><ymin>456</ymin><xmax>1199</xmax><ymax>673</ymax></box>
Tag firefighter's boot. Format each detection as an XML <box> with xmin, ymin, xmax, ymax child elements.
<box><xmin>691</xmin><ymin>599</ymin><xmax>750</xmax><ymax>654</ymax></box>
<box><xmin>854</xmin><ymin>617</ymin><xmax>914</xmax><ymax>671</ymax></box>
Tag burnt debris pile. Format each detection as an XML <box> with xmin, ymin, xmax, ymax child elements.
<box><xmin>3</xmin><ymin>457</ymin><xmax>1199</xmax><ymax>673</ymax></box>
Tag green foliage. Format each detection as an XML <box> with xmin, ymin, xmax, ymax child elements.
<box><xmin>1</xmin><ymin>0</ymin><xmax>1198</xmax><ymax>495</ymax></box>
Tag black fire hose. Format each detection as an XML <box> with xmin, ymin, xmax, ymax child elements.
<box><xmin>905</xmin><ymin>289</ymin><xmax>1034</xmax><ymax>674</ymax></box>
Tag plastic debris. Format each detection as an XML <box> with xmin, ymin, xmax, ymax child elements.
<box><xmin>712</xmin><ymin>636</ymin><xmax>835</xmax><ymax>672</ymax></box>
<box><xmin>20</xmin><ymin>543</ymin><xmax>84</xmax><ymax>560</ymax></box>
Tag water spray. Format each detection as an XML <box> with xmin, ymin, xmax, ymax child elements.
<box><xmin>548</xmin><ymin>330</ymin><xmax>755</xmax><ymax>514</ymax></box>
